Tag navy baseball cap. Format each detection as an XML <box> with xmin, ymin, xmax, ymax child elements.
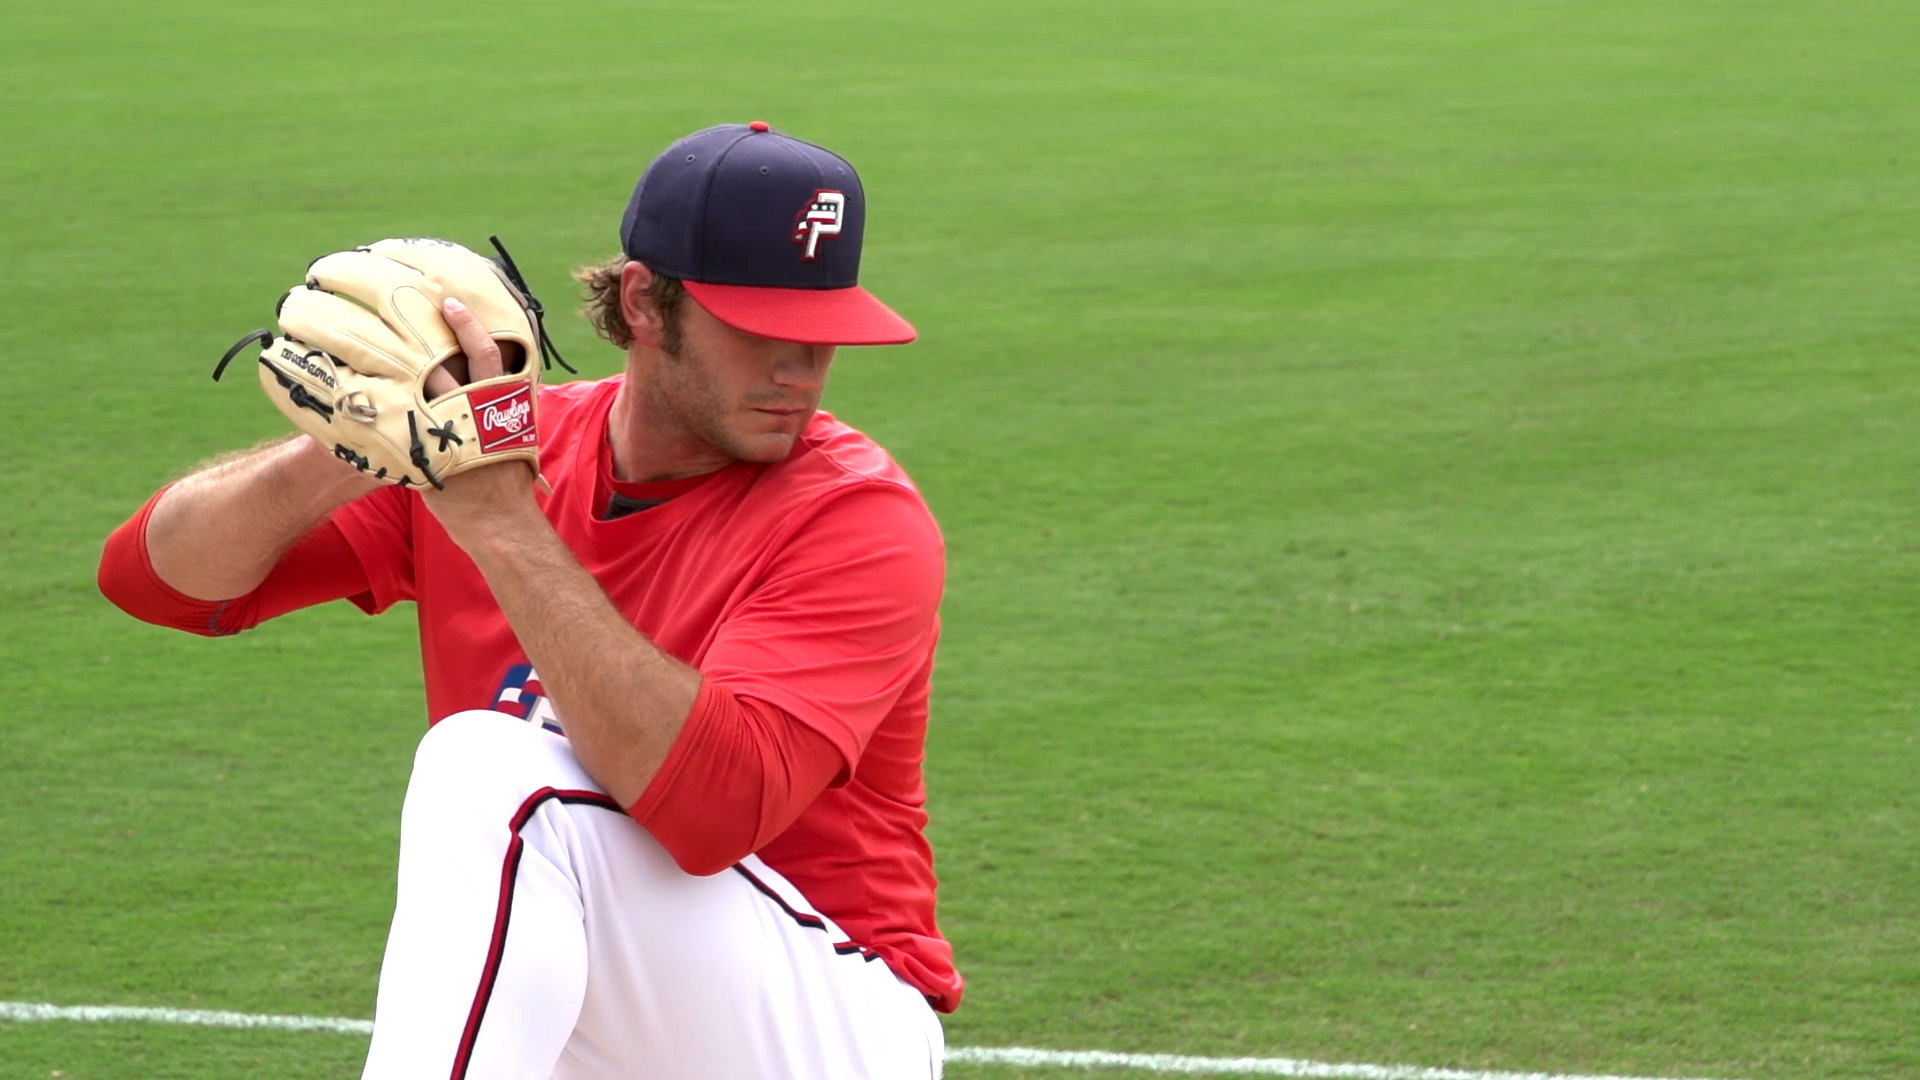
<box><xmin>620</xmin><ymin>122</ymin><xmax>915</xmax><ymax>346</ymax></box>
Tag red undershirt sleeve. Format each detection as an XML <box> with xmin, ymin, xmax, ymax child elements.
<box><xmin>98</xmin><ymin>487</ymin><xmax>375</xmax><ymax>636</ymax></box>
<box><xmin>628</xmin><ymin>482</ymin><xmax>943</xmax><ymax>875</ymax></box>
<box><xmin>695</xmin><ymin>484</ymin><xmax>946</xmax><ymax>773</ymax></box>
<box><xmin>628</xmin><ymin>679</ymin><xmax>846</xmax><ymax>877</ymax></box>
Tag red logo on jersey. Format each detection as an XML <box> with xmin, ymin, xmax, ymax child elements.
<box><xmin>792</xmin><ymin>190</ymin><xmax>846</xmax><ymax>261</ymax></box>
<box><xmin>469</xmin><ymin>383</ymin><xmax>537</xmax><ymax>452</ymax></box>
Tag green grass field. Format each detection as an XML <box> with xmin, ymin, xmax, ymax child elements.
<box><xmin>4</xmin><ymin>1</ymin><xmax>1918</xmax><ymax>1078</ymax></box>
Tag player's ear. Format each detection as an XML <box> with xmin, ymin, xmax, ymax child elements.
<box><xmin>620</xmin><ymin>261</ymin><xmax>664</xmax><ymax>351</ymax></box>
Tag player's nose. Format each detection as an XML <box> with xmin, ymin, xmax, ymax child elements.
<box><xmin>769</xmin><ymin>344</ymin><xmax>833</xmax><ymax>393</ymax></box>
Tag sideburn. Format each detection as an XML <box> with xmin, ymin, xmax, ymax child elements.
<box><xmin>651</xmin><ymin>278</ymin><xmax>688</xmax><ymax>357</ymax></box>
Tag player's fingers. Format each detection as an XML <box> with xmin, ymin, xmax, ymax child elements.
<box><xmin>442</xmin><ymin>298</ymin><xmax>505</xmax><ymax>383</ymax></box>
<box><xmin>424</xmin><ymin>364</ymin><xmax>461</xmax><ymax>399</ymax></box>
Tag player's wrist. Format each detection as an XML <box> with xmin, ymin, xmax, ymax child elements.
<box><xmin>422</xmin><ymin>464</ymin><xmax>547</xmax><ymax>551</ymax></box>
<box><xmin>287</xmin><ymin>435</ymin><xmax>383</xmax><ymax>498</ymax></box>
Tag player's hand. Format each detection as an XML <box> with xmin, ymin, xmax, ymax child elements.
<box><xmin>425</xmin><ymin>297</ymin><xmax>510</xmax><ymax>397</ymax></box>
<box><xmin>419</xmin><ymin>298</ymin><xmax>543</xmax><ymax>544</ymax></box>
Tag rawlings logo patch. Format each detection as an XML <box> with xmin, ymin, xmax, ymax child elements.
<box><xmin>792</xmin><ymin>190</ymin><xmax>845</xmax><ymax>261</ymax></box>
<box><xmin>482</xmin><ymin>395</ymin><xmax>531</xmax><ymax>435</ymax></box>
<box><xmin>469</xmin><ymin>382</ymin><xmax>537</xmax><ymax>452</ymax></box>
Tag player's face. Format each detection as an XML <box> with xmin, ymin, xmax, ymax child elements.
<box><xmin>655</xmin><ymin>297</ymin><xmax>837</xmax><ymax>465</ymax></box>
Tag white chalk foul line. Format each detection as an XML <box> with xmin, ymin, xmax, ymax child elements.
<box><xmin>0</xmin><ymin>1001</ymin><xmax>1741</xmax><ymax>1080</ymax></box>
<box><xmin>0</xmin><ymin>1001</ymin><xmax>372</xmax><ymax>1036</ymax></box>
<box><xmin>943</xmin><ymin>1046</ymin><xmax>1738</xmax><ymax>1079</ymax></box>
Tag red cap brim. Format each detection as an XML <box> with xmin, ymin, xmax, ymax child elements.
<box><xmin>683</xmin><ymin>282</ymin><xmax>917</xmax><ymax>346</ymax></box>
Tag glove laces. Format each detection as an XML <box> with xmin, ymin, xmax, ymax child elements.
<box><xmin>489</xmin><ymin>235</ymin><xmax>577</xmax><ymax>374</ymax></box>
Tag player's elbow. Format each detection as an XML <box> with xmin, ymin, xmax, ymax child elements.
<box><xmin>626</xmin><ymin>686</ymin><xmax>846</xmax><ymax>876</ymax></box>
<box><xmin>669</xmin><ymin>843</ymin><xmax>746</xmax><ymax>879</ymax></box>
<box><xmin>97</xmin><ymin>526</ymin><xmax>232</xmax><ymax>637</ymax></box>
<box><xmin>96</xmin><ymin>556</ymin><xmax>144</xmax><ymax>624</ymax></box>
<box><xmin>637</xmin><ymin>816</ymin><xmax>758</xmax><ymax>878</ymax></box>
<box><xmin>631</xmin><ymin>759</ymin><xmax>815</xmax><ymax>877</ymax></box>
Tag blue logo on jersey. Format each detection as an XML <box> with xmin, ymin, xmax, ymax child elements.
<box><xmin>490</xmin><ymin>663</ymin><xmax>564</xmax><ymax>735</ymax></box>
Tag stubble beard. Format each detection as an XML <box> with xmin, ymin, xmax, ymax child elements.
<box><xmin>646</xmin><ymin>337</ymin><xmax>793</xmax><ymax>466</ymax></box>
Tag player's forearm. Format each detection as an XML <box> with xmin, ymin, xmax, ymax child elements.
<box><xmin>146</xmin><ymin>435</ymin><xmax>378</xmax><ymax>600</ymax></box>
<box><xmin>452</xmin><ymin>498</ymin><xmax>699</xmax><ymax>806</ymax></box>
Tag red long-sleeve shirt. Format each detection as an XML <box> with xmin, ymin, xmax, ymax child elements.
<box><xmin>98</xmin><ymin>490</ymin><xmax>844</xmax><ymax>873</ymax></box>
<box><xmin>100</xmin><ymin>380</ymin><xmax>959</xmax><ymax>1011</ymax></box>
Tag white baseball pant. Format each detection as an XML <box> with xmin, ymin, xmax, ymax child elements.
<box><xmin>359</xmin><ymin>710</ymin><xmax>945</xmax><ymax>1080</ymax></box>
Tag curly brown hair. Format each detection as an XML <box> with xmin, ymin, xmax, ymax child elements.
<box><xmin>574</xmin><ymin>254</ymin><xmax>687</xmax><ymax>355</ymax></box>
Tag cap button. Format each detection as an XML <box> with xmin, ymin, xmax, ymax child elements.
<box><xmin>748</xmin><ymin>120</ymin><xmax>770</xmax><ymax>132</ymax></box>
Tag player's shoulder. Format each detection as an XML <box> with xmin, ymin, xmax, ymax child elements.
<box><xmin>769</xmin><ymin>412</ymin><xmax>940</xmax><ymax>538</ymax></box>
<box><xmin>789</xmin><ymin>411</ymin><xmax>919</xmax><ymax>491</ymax></box>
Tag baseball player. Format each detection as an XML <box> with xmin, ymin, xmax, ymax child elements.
<box><xmin>98</xmin><ymin>123</ymin><xmax>957</xmax><ymax>1079</ymax></box>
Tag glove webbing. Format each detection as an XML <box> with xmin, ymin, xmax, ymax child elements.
<box><xmin>489</xmin><ymin>235</ymin><xmax>576</xmax><ymax>375</ymax></box>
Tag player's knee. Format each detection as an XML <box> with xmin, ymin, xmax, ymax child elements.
<box><xmin>411</xmin><ymin>710</ymin><xmax>545</xmax><ymax>783</ymax></box>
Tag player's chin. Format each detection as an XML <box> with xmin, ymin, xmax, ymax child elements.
<box><xmin>728</xmin><ymin>426</ymin><xmax>801</xmax><ymax>464</ymax></box>
<box><xmin>730</xmin><ymin>410</ymin><xmax>810</xmax><ymax>462</ymax></box>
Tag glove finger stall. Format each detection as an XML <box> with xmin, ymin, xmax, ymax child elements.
<box><xmin>305</xmin><ymin>250</ymin><xmax>460</xmax><ymax>359</ymax></box>
<box><xmin>278</xmin><ymin>286</ymin><xmax>442</xmax><ymax>385</ymax></box>
<box><xmin>365</xmin><ymin>238</ymin><xmax>538</xmax><ymax>371</ymax></box>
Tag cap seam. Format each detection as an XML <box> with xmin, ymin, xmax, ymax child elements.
<box><xmin>693</xmin><ymin>129</ymin><xmax>761</xmax><ymax>284</ymax></box>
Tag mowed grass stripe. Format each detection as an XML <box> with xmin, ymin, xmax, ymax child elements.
<box><xmin>0</xmin><ymin>1002</ymin><xmax>1747</xmax><ymax>1080</ymax></box>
